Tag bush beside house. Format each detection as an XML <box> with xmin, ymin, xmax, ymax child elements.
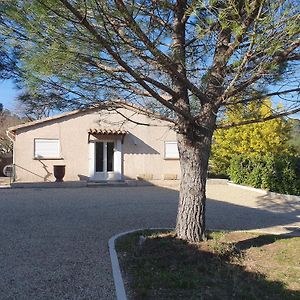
<box><xmin>210</xmin><ymin>100</ymin><xmax>300</xmax><ymax>195</ymax></box>
<box><xmin>228</xmin><ymin>154</ymin><xmax>300</xmax><ymax>196</ymax></box>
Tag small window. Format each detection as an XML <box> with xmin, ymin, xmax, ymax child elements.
<box><xmin>164</xmin><ymin>141</ymin><xmax>179</xmax><ymax>159</ymax></box>
<box><xmin>34</xmin><ymin>139</ymin><xmax>60</xmax><ymax>159</ymax></box>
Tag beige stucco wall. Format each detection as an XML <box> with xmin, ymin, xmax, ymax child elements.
<box><xmin>13</xmin><ymin>108</ymin><xmax>181</xmax><ymax>182</ymax></box>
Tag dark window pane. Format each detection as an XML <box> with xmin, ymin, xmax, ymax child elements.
<box><xmin>95</xmin><ymin>142</ymin><xmax>103</xmax><ymax>172</ymax></box>
<box><xmin>107</xmin><ymin>142</ymin><xmax>114</xmax><ymax>172</ymax></box>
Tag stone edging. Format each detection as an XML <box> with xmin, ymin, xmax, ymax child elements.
<box><xmin>0</xmin><ymin>186</ymin><xmax>10</xmax><ymax>189</ymax></box>
<box><xmin>227</xmin><ymin>181</ymin><xmax>267</xmax><ymax>194</ymax></box>
<box><xmin>227</xmin><ymin>181</ymin><xmax>300</xmax><ymax>200</ymax></box>
<box><xmin>108</xmin><ymin>229</ymin><xmax>134</xmax><ymax>300</ymax></box>
<box><xmin>108</xmin><ymin>228</ymin><xmax>173</xmax><ymax>300</ymax></box>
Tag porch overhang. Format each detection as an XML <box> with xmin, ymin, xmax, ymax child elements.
<box><xmin>88</xmin><ymin>128</ymin><xmax>127</xmax><ymax>143</ymax></box>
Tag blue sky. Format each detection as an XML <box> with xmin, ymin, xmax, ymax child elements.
<box><xmin>0</xmin><ymin>79</ymin><xmax>20</xmax><ymax>111</ymax></box>
<box><xmin>1</xmin><ymin>78</ymin><xmax>299</xmax><ymax>119</ymax></box>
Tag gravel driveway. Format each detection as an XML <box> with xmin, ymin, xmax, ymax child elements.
<box><xmin>0</xmin><ymin>184</ymin><xmax>299</xmax><ymax>299</ymax></box>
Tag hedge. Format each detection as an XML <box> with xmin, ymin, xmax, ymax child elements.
<box><xmin>228</xmin><ymin>154</ymin><xmax>300</xmax><ymax>196</ymax></box>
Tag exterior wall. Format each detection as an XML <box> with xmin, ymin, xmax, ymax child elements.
<box><xmin>13</xmin><ymin>108</ymin><xmax>180</xmax><ymax>182</ymax></box>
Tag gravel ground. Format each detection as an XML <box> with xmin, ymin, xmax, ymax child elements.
<box><xmin>0</xmin><ymin>184</ymin><xmax>299</xmax><ymax>299</ymax></box>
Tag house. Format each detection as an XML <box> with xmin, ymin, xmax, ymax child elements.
<box><xmin>7</xmin><ymin>102</ymin><xmax>181</xmax><ymax>183</ymax></box>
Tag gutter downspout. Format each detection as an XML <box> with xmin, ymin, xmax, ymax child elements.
<box><xmin>6</xmin><ymin>130</ymin><xmax>16</xmax><ymax>182</ymax></box>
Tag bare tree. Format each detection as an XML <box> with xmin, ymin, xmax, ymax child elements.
<box><xmin>0</xmin><ymin>107</ymin><xmax>22</xmax><ymax>154</ymax></box>
<box><xmin>1</xmin><ymin>0</ymin><xmax>299</xmax><ymax>242</ymax></box>
<box><xmin>16</xmin><ymin>90</ymin><xmax>80</xmax><ymax>120</ymax></box>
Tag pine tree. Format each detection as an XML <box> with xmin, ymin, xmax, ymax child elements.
<box><xmin>1</xmin><ymin>0</ymin><xmax>299</xmax><ymax>242</ymax></box>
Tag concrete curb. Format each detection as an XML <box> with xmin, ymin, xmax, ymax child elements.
<box><xmin>227</xmin><ymin>181</ymin><xmax>300</xmax><ymax>200</ymax></box>
<box><xmin>212</xmin><ymin>228</ymin><xmax>300</xmax><ymax>237</ymax></box>
<box><xmin>108</xmin><ymin>231</ymin><xmax>130</xmax><ymax>300</ymax></box>
<box><xmin>207</xmin><ymin>178</ymin><xmax>229</xmax><ymax>185</ymax></box>
<box><xmin>263</xmin><ymin>191</ymin><xmax>300</xmax><ymax>201</ymax></box>
<box><xmin>10</xmin><ymin>180</ymin><xmax>179</xmax><ymax>189</ymax></box>
<box><xmin>11</xmin><ymin>181</ymin><xmax>88</xmax><ymax>189</ymax></box>
<box><xmin>108</xmin><ymin>228</ymin><xmax>173</xmax><ymax>300</ymax></box>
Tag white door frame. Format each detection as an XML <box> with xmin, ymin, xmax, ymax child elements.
<box><xmin>89</xmin><ymin>139</ymin><xmax>122</xmax><ymax>181</ymax></box>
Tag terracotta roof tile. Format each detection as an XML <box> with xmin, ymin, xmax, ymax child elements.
<box><xmin>88</xmin><ymin>128</ymin><xmax>127</xmax><ymax>135</ymax></box>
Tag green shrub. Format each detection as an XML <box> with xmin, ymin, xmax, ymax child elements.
<box><xmin>228</xmin><ymin>154</ymin><xmax>300</xmax><ymax>195</ymax></box>
<box><xmin>228</xmin><ymin>156</ymin><xmax>248</xmax><ymax>184</ymax></box>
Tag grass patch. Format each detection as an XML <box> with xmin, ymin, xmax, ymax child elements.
<box><xmin>116</xmin><ymin>230</ymin><xmax>300</xmax><ymax>299</ymax></box>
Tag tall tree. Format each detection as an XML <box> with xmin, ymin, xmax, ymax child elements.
<box><xmin>0</xmin><ymin>107</ymin><xmax>23</xmax><ymax>154</ymax></box>
<box><xmin>1</xmin><ymin>0</ymin><xmax>299</xmax><ymax>242</ymax></box>
<box><xmin>0</xmin><ymin>34</ymin><xmax>20</xmax><ymax>80</ymax></box>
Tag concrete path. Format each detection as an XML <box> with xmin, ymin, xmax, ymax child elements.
<box><xmin>0</xmin><ymin>184</ymin><xmax>299</xmax><ymax>299</ymax></box>
<box><xmin>0</xmin><ymin>176</ymin><xmax>10</xmax><ymax>187</ymax></box>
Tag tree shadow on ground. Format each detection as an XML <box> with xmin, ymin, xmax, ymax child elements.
<box><xmin>255</xmin><ymin>192</ymin><xmax>300</xmax><ymax>212</ymax></box>
<box><xmin>118</xmin><ymin>185</ymin><xmax>300</xmax><ymax>236</ymax></box>
<box><xmin>234</xmin><ymin>232</ymin><xmax>297</xmax><ymax>250</ymax></box>
<box><xmin>205</xmin><ymin>196</ymin><xmax>300</xmax><ymax>236</ymax></box>
<box><xmin>118</xmin><ymin>231</ymin><xmax>300</xmax><ymax>300</ymax></box>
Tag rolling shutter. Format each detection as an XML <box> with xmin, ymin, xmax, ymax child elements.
<box><xmin>34</xmin><ymin>139</ymin><xmax>60</xmax><ymax>159</ymax></box>
<box><xmin>164</xmin><ymin>141</ymin><xmax>179</xmax><ymax>159</ymax></box>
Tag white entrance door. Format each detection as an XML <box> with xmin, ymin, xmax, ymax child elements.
<box><xmin>89</xmin><ymin>140</ymin><xmax>122</xmax><ymax>181</ymax></box>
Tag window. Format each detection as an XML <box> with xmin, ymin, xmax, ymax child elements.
<box><xmin>164</xmin><ymin>141</ymin><xmax>179</xmax><ymax>159</ymax></box>
<box><xmin>34</xmin><ymin>139</ymin><xmax>60</xmax><ymax>159</ymax></box>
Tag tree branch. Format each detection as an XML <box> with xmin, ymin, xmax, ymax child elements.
<box><xmin>59</xmin><ymin>0</ymin><xmax>192</xmax><ymax>119</ymax></box>
<box><xmin>114</xmin><ymin>0</ymin><xmax>208</xmax><ymax>104</ymax></box>
<box><xmin>225</xmin><ymin>88</ymin><xmax>300</xmax><ymax>106</ymax></box>
<box><xmin>217</xmin><ymin>107</ymin><xmax>300</xmax><ymax>129</ymax></box>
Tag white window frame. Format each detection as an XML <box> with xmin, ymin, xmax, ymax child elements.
<box><xmin>164</xmin><ymin>141</ymin><xmax>179</xmax><ymax>159</ymax></box>
<box><xmin>89</xmin><ymin>140</ymin><xmax>122</xmax><ymax>181</ymax></box>
<box><xmin>34</xmin><ymin>138</ymin><xmax>61</xmax><ymax>159</ymax></box>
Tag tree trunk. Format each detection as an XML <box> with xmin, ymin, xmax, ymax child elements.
<box><xmin>175</xmin><ymin>129</ymin><xmax>213</xmax><ymax>243</ymax></box>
